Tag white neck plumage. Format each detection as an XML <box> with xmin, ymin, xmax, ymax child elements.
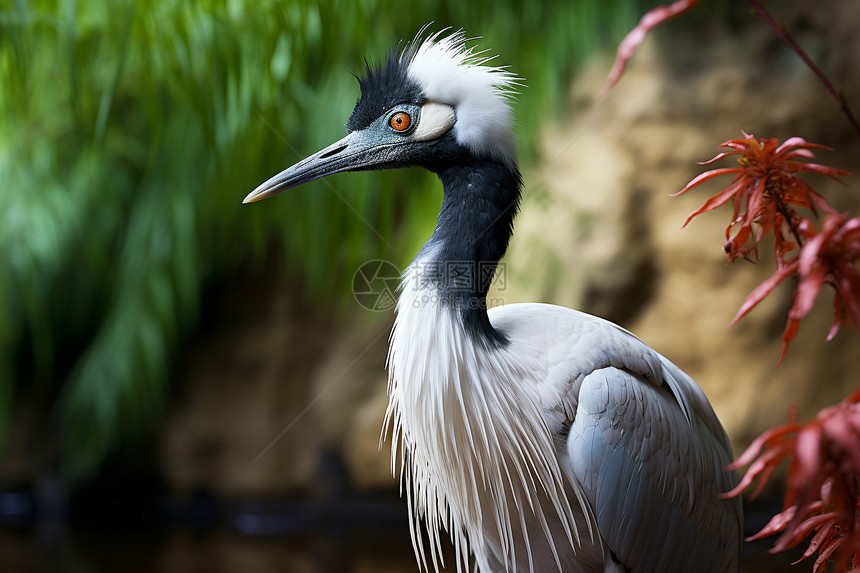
<box><xmin>383</xmin><ymin>253</ymin><xmax>585</xmax><ymax>573</ymax></box>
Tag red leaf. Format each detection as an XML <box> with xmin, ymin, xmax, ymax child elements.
<box><xmin>671</xmin><ymin>167</ymin><xmax>743</xmax><ymax>197</ymax></box>
<box><xmin>778</xmin><ymin>318</ymin><xmax>800</xmax><ymax>366</ymax></box>
<box><xmin>676</xmin><ymin>132</ymin><xmax>853</xmax><ymax>360</ymax></box>
<box><xmin>697</xmin><ymin>150</ymin><xmax>742</xmax><ymax>165</ymax></box>
<box><xmin>730</xmin><ymin>261</ymin><xmax>799</xmax><ymax>325</ymax></box>
<box><xmin>598</xmin><ymin>0</ymin><xmax>702</xmax><ymax>98</ymax></box>
<box><xmin>730</xmin><ymin>389</ymin><xmax>860</xmax><ymax>569</ymax></box>
<box><xmin>813</xmin><ymin>540</ymin><xmax>842</xmax><ymax>573</ymax></box>
<box><xmin>681</xmin><ymin>179</ymin><xmax>747</xmax><ymax>227</ymax></box>
<box><xmin>775</xmin><ymin>512</ymin><xmax>835</xmax><ymax>551</ymax></box>
<box><xmin>791</xmin><ymin>266</ymin><xmax>828</xmax><ymax>320</ymax></box>
<box><xmin>746</xmin><ymin>506</ymin><xmax>797</xmax><ymax>541</ymax></box>
<box><xmin>799</xmin><ymin>520</ymin><xmax>835</xmax><ymax>560</ymax></box>
<box><xmin>788</xmin><ymin>161</ymin><xmax>849</xmax><ymax>181</ymax></box>
<box><xmin>728</xmin><ymin>408</ymin><xmax>800</xmax><ymax>470</ymax></box>
<box><xmin>776</xmin><ymin>136</ymin><xmax>829</xmax><ymax>155</ymax></box>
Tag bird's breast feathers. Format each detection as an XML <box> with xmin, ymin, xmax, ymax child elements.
<box><xmin>385</xmin><ymin>294</ymin><xmax>740</xmax><ymax>572</ymax></box>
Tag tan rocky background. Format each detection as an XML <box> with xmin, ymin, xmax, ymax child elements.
<box><xmin>162</xmin><ymin>0</ymin><xmax>860</xmax><ymax>516</ymax></box>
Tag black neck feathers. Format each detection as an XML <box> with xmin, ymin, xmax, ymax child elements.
<box><xmin>415</xmin><ymin>158</ymin><xmax>522</xmax><ymax>346</ymax></box>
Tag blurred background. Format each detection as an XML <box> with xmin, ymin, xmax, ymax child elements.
<box><xmin>1</xmin><ymin>0</ymin><xmax>859</xmax><ymax>571</ymax></box>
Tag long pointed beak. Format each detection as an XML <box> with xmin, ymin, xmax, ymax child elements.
<box><xmin>244</xmin><ymin>131</ymin><xmax>386</xmax><ymax>204</ymax></box>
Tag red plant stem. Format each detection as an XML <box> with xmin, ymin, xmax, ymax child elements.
<box><xmin>746</xmin><ymin>0</ymin><xmax>860</xmax><ymax>139</ymax></box>
<box><xmin>773</xmin><ymin>195</ymin><xmax>804</xmax><ymax>251</ymax></box>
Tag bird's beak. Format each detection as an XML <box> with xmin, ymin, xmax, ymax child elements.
<box><xmin>244</xmin><ymin>131</ymin><xmax>389</xmax><ymax>204</ymax></box>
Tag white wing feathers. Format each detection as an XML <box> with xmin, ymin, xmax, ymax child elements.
<box><xmin>566</xmin><ymin>367</ymin><xmax>741</xmax><ymax>572</ymax></box>
<box><xmin>488</xmin><ymin>303</ymin><xmax>743</xmax><ymax>572</ymax></box>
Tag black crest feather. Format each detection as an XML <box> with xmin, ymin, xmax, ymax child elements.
<box><xmin>345</xmin><ymin>46</ymin><xmax>425</xmax><ymax>132</ymax></box>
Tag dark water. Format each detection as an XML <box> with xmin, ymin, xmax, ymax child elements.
<box><xmin>0</xmin><ymin>490</ymin><xmax>812</xmax><ymax>573</ymax></box>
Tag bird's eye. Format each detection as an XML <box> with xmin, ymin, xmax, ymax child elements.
<box><xmin>389</xmin><ymin>112</ymin><xmax>411</xmax><ymax>132</ymax></box>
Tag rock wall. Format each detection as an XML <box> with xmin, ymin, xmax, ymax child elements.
<box><xmin>162</xmin><ymin>0</ymin><xmax>860</xmax><ymax>496</ymax></box>
<box><xmin>508</xmin><ymin>0</ymin><xmax>860</xmax><ymax>456</ymax></box>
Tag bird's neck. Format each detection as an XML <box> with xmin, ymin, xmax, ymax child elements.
<box><xmin>385</xmin><ymin>159</ymin><xmax>577</xmax><ymax>573</ymax></box>
<box><xmin>409</xmin><ymin>159</ymin><xmax>522</xmax><ymax>345</ymax></box>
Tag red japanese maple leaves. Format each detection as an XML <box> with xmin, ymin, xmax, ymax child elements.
<box><xmin>675</xmin><ymin>132</ymin><xmax>856</xmax><ymax>361</ymax></box>
<box><xmin>724</xmin><ymin>387</ymin><xmax>860</xmax><ymax>572</ymax></box>
<box><xmin>678</xmin><ymin>133</ymin><xmax>860</xmax><ymax>571</ymax></box>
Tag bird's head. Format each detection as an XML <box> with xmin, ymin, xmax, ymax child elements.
<box><xmin>244</xmin><ymin>28</ymin><xmax>520</xmax><ymax>204</ymax></box>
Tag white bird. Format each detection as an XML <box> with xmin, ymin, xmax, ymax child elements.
<box><xmin>245</xmin><ymin>28</ymin><xmax>743</xmax><ymax>573</ymax></box>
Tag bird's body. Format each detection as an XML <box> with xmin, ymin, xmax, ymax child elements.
<box><xmin>246</xmin><ymin>28</ymin><xmax>742</xmax><ymax>573</ymax></box>
<box><xmin>390</xmin><ymin>282</ymin><xmax>741</xmax><ymax>572</ymax></box>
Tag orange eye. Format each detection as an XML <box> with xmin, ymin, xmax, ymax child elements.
<box><xmin>389</xmin><ymin>112</ymin><xmax>411</xmax><ymax>131</ymax></box>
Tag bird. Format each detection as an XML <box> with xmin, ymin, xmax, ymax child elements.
<box><xmin>245</xmin><ymin>28</ymin><xmax>743</xmax><ymax>573</ymax></box>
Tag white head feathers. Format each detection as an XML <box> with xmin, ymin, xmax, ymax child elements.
<box><xmin>403</xmin><ymin>28</ymin><xmax>521</xmax><ymax>167</ymax></box>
